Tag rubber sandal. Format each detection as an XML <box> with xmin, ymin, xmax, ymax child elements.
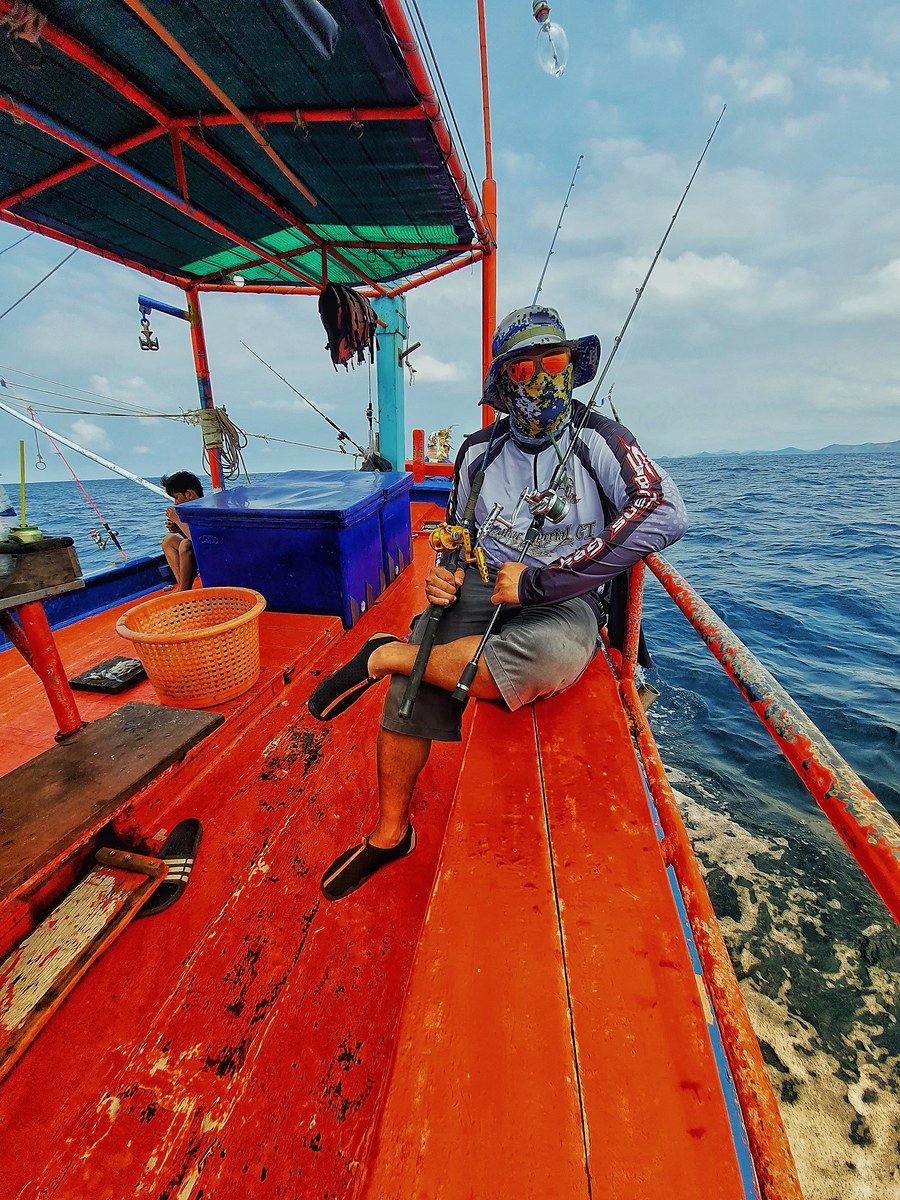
<box><xmin>308</xmin><ymin>633</ymin><xmax>399</xmax><ymax>721</ymax></box>
<box><xmin>321</xmin><ymin>824</ymin><xmax>416</xmax><ymax>901</ymax></box>
<box><xmin>137</xmin><ymin>818</ymin><xmax>203</xmax><ymax>917</ymax></box>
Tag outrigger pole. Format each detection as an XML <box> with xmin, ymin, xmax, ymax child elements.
<box><xmin>0</xmin><ymin>397</ymin><xmax>168</xmax><ymax>497</ymax></box>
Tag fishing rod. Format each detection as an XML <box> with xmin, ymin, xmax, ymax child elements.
<box><xmin>588</xmin><ymin>103</ymin><xmax>726</xmax><ymax>406</ymax></box>
<box><xmin>0</xmin><ymin>396</ymin><xmax>168</xmax><ymax>497</ymax></box>
<box><xmin>452</xmin><ymin>110</ymin><xmax>727</xmax><ymax>697</ymax></box>
<box><xmin>398</xmin><ymin>464</ymin><xmax>488</xmax><ymax>719</ymax></box>
<box><xmin>533</xmin><ymin>153</ymin><xmax>583</xmax><ymax>305</ymax></box>
<box><xmin>241</xmin><ymin>341</ymin><xmax>368</xmax><ymax>459</ymax></box>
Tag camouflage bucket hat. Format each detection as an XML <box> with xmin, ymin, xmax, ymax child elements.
<box><xmin>481</xmin><ymin>305</ymin><xmax>601</xmax><ymax>411</ymax></box>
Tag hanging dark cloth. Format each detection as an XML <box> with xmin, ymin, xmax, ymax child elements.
<box><xmin>318</xmin><ymin>283</ymin><xmax>377</xmax><ymax>370</ymax></box>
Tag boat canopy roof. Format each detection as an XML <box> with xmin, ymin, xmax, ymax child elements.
<box><xmin>0</xmin><ymin>0</ymin><xmax>488</xmax><ymax>293</ymax></box>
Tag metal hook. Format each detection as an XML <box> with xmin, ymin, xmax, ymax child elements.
<box><xmin>349</xmin><ymin>110</ymin><xmax>364</xmax><ymax>140</ymax></box>
<box><xmin>139</xmin><ymin>316</ymin><xmax>159</xmax><ymax>352</ymax></box>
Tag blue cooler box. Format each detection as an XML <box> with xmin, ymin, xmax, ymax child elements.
<box><xmin>376</xmin><ymin>472</ymin><xmax>413</xmax><ymax>584</ymax></box>
<box><xmin>179</xmin><ymin>471</ymin><xmax>389</xmax><ymax>628</ymax></box>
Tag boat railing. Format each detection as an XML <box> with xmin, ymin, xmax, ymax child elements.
<box><xmin>640</xmin><ymin>553</ymin><xmax>900</xmax><ymax>920</ymax></box>
<box><xmin>614</xmin><ymin>554</ymin><xmax>900</xmax><ymax>1200</ymax></box>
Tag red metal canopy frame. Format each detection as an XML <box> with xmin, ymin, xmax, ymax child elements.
<box><xmin>0</xmin><ymin>0</ymin><xmax>493</xmax><ymax>296</ymax></box>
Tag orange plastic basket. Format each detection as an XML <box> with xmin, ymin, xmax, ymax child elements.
<box><xmin>116</xmin><ymin>586</ymin><xmax>266</xmax><ymax>708</ymax></box>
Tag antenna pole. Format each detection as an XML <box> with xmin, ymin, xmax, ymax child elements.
<box><xmin>533</xmin><ymin>154</ymin><xmax>583</xmax><ymax>305</ymax></box>
<box><xmin>589</xmin><ymin>105</ymin><xmax>726</xmax><ymax>403</ymax></box>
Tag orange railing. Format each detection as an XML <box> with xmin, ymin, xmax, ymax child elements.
<box><xmin>642</xmin><ymin>554</ymin><xmax>900</xmax><ymax>919</ymax></box>
<box><xmin>616</xmin><ymin>555</ymin><xmax>900</xmax><ymax>1200</ymax></box>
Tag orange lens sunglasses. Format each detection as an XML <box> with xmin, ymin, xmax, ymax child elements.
<box><xmin>502</xmin><ymin>348</ymin><xmax>571</xmax><ymax>384</ymax></box>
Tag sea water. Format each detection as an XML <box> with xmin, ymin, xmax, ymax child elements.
<box><xmin>16</xmin><ymin>454</ymin><xmax>900</xmax><ymax>1198</ymax></box>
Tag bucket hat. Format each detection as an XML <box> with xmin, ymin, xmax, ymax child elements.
<box><xmin>481</xmin><ymin>305</ymin><xmax>601</xmax><ymax>412</ymax></box>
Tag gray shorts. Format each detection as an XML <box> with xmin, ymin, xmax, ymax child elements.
<box><xmin>381</xmin><ymin>567</ymin><xmax>600</xmax><ymax>742</ymax></box>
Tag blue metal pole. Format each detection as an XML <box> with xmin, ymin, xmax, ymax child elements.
<box><xmin>372</xmin><ymin>294</ymin><xmax>408</xmax><ymax>471</ymax></box>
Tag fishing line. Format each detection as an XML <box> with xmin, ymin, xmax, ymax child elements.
<box><xmin>0</xmin><ymin>364</ymin><xmax>164</xmax><ymax>412</ymax></box>
<box><xmin>404</xmin><ymin>0</ymin><xmax>486</xmax><ymax>217</ymax></box>
<box><xmin>26</xmin><ymin>406</ymin><xmax>127</xmax><ymax>560</ymax></box>
<box><xmin>241</xmin><ymin>340</ymin><xmax>369</xmax><ymax>458</ymax></box>
<box><xmin>0</xmin><ymin>248</ymin><xmax>78</xmax><ymax>322</ymax></box>
<box><xmin>1</xmin><ymin>382</ymin><xmax>343</xmax><ymax>458</ymax></box>
<box><xmin>0</xmin><ymin>232</ymin><xmax>33</xmax><ymax>256</ymax></box>
<box><xmin>588</xmin><ymin>105</ymin><xmax>726</xmax><ymax>406</ymax></box>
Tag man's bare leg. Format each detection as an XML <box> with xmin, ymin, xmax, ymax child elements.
<box><xmin>364</xmin><ymin>637</ymin><xmax>501</xmax><ymax>849</ymax></box>
<box><xmin>162</xmin><ymin>533</ymin><xmax>181</xmax><ymax>583</ymax></box>
<box><xmin>369</xmin><ymin>728</ymin><xmax>431</xmax><ymax>848</ymax></box>
<box><xmin>368</xmin><ymin>636</ymin><xmax>502</xmax><ymax>700</ymax></box>
<box><xmin>177</xmin><ymin>539</ymin><xmax>198</xmax><ymax>591</ymax></box>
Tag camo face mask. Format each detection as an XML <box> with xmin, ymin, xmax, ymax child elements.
<box><xmin>501</xmin><ymin>360</ymin><xmax>574</xmax><ymax>449</ymax></box>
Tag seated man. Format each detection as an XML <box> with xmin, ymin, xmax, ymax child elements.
<box><xmin>308</xmin><ymin>305</ymin><xmax>688</xmax><ymax>901</ymax></box>
<box><xmin>160</xmin><ymin>471</ymin><xmax>204</xmax><ymax>591</ymax></box>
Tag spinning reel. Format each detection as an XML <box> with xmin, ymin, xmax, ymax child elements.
<box><xmin>520</xmin><ymin>485</ymin><xmax>570</xmax><ymax>524</ymax></box>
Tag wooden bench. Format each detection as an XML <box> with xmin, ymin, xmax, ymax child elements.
<box><xmin>357</xmin><ymin>653</ymin><xmax>749</xmax><ymax>1199</ymax></box>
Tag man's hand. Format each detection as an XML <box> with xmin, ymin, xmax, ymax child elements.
<box><xmin>491</xmin><ymin>561</ymin><xmax>527</xmax><ymax>606</ymax></box>
<box><xmin>424</xmin><ymin>564</ymin><xmax>465</xmax><ymax>607</ymax></box>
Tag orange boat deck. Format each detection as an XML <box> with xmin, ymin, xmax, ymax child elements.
<box><xmin>0</xmin><ymin>504</ymin><xmax>752</xmax><ymax>1198</ymax></box>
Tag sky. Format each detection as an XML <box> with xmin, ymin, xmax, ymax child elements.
<box><xmin>1</xmin><ymin>0</ymin><xmax>899</xmax><ymax>488</ymax></box>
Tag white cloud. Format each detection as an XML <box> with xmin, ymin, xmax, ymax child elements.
<box><xmin>707</xmin><ymin>54</ymin><xmax>795</xmax><ymax>102</ymax></box>
<box><xmin>628</xmin><ymin>24</ymin><xmax>685</xmax><ymax>62</ymax></box>
<box><xmin>816</xmin><ymin>62</ymin><xmax>891</xmax><ymax>94</ymax></box>
<box><xmin>408</xmin><ymin>353</ymin><xmax>469</xmax><ymax>385</ymax></box>
<box><xmin>831</xmin><ymin>258</ymin><xmax>900</xmax><ymax>320</ymax></box>
<box><xmin>69</xmin><ymin>419</ymin><xmax>112</xmax><ymax>451</ymax></box>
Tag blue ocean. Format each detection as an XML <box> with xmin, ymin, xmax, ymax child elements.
<box><xmin>13</xmin><ymin>453</ymin><xmax>900</xmax><ymax>1196</ymax></box>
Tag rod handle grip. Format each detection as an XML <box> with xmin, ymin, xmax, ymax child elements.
<box><xmin>452</xmin><ymin>660</ymin><xmax>478</xmax><ymax>702</ymax></box>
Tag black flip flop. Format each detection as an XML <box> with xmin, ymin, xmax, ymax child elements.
<box><xmin>137</xmin><ymin>818</ymin><xmax>203</xmax><ymax>917</ymax></box>
<box><xmin>321</xmin><ymin>824</ymin><xmax>416</xmax><ymax>901</ymax></box>
<box><xmin>308</xmin><ymin>633</ymin><xmax>400</xmax><ymax>721</ymax></box>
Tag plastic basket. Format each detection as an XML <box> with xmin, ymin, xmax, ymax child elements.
<box><xmin>116</xmin><ymin>586</ymin><xmax>266</xmax><ymax>708</ymax></box>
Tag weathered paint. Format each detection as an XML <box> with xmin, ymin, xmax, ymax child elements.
<box><xmin>620</xmin><ymin>674</ymin><xmax>803</xmax><ymax>1200</ymax></box>
<box><xmin>9</xmin><ymin>601</ymin><xmax>83</xmax><ymax>737</ymax></box>
<box><xmin>646</xmin><ymin>553</ymin><xmax>900</xmax><ymax>922</ymax></box>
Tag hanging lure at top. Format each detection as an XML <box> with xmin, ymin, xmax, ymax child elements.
<box><xmin>532</xmin><ymin>1</ymin><xmax>568</xmax><ymax>77</ymax></box>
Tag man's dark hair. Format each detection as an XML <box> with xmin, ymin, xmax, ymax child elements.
<box><xmin>160</xmin><ymin>471</ymin><xmax>204</xmax><ymax>498</ymax></box>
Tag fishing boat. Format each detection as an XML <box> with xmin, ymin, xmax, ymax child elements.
<box><xmin>0</xmin><ymin>3</ymin><xmax>897</xmax><ymax>1198</ymax></box>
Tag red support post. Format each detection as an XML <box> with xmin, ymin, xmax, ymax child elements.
<box><xmin>185</xmin><ymin>287</ymin><xmax>223</xmax><ymax>490</ymax></box>
<box><xmin>13</xmin><ymin>603</ymin><xmax>83</xmax><ymax>738</ymax></box>
<box><xmin>380</xmin><ymin>0</ymin><xmax>493</xmax><ymax>254</ymax></box>
<box><xmin>477</xmin><ymin>0</ymin><xmax>497</xmax><ymax>426</ymax></box>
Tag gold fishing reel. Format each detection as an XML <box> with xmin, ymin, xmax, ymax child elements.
<box><xmin>428</xmin><ymin>522</ymin><xmax>490</xmax><ymax>583</ymax></box>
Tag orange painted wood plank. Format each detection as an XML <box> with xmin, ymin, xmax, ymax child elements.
<box><xmin>0</xmin><ymin>512</ymin><xmax>466</xmax><ymax>1198</ymax></box>
<box><xmin>535</xmin><ymin>656</ymin><xmax>746</xmax><ymax>1198</ymax></box>
<box><xmin>357</xmin><ymin>701</ymin><xmax>591</xmax><ymax>1200</ymax></box>
<box><xmin>0</xmin><ymin>597</ymin><xmax>340</xmax><ymax>775</ymax></box>
<box><xmin>0</xmin><ymin>858</ymin><xmax>162</xmax><ymax>1080</ymax></box>
<box><xmin>0</xmin><ymin>703</ymin><xmax>221</xmax><ymax>906</ymax></box>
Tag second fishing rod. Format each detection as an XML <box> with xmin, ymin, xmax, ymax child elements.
<box><xmin>451</xmin><ymin>107</ymin><xmax>726</xmax><ymax>702</ymax></box>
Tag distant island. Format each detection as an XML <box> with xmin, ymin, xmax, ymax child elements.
<box><xmin>685</xmin><ymin>439</ymin><xmax>900</xmax><ymax>459</ymax></box>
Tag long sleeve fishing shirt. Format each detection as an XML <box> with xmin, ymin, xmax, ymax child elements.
<box><xmin>446</xmin><ymin>401</ymin><xmax>688</xmax><ymax>627</ymax></box>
